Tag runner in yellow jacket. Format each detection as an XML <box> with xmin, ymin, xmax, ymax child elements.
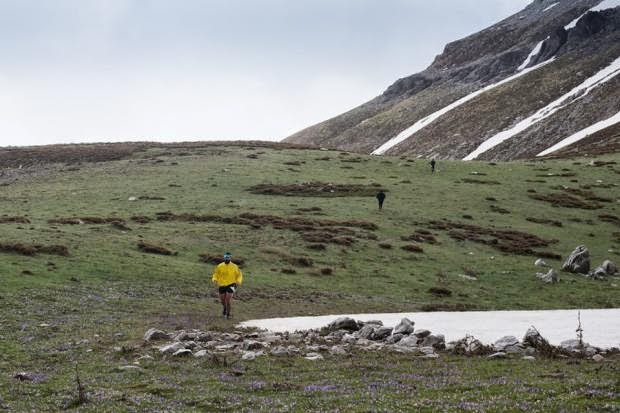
<box><xmin>212</xmin><ymin>252</ymin><xmax>243</xmax><ymax>319</ymax></box>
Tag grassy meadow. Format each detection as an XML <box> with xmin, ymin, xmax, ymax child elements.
<box><xmin>0</xmin><ymin>143</ymin><xmax>619</xmax><ymax>411</ymax></box>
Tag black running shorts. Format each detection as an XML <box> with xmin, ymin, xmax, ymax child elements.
<box><xmin>218</xmin><ymin>283</ymin><xmax>236</xmax><ymax>294</ymax></box>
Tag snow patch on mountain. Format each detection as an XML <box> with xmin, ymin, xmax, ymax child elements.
<box><xmin>463</xmin><ymin>55</ymin><xmax>620</xmax><ymax>160</ymax></box>
<box><xmin>538</xmin><ymin>110</ymin><xmax>620</xmax><ymax>156</ymax></box>
<box><xmin>371</xmin><ymin>60</ymin><xmax>554</xmax><ymax>155</ymax></box>
<box><xmin>518</xmin><ymin>38</ymin><xmax>548</xmax><ymax>71</ymax></box>
<box><xmin>543</xmin><ymin>2</ymin><xmax>559</xmax><ymax>12</ymax></box>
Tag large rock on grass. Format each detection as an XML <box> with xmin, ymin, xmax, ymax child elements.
<box><xmin>561</xmin><ymin>245</ymin><xmax>590</xmax><ymax>274</ymax></box>
<box><xmin>589</xmin><ymin>260</ymin><xmax>617</xmax><ymax>279</ymax></box>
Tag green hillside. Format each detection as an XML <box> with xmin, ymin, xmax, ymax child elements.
<box><xmin>1</xmin><ymin>143</ymin><xmax>619</xmax><ymax>411</ymax></box>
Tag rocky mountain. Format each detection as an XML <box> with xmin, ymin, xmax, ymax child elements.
<box><xmin>285</xmin><ymin>0</ymin><xmax>620</xmax><ymax>161</ymax></box>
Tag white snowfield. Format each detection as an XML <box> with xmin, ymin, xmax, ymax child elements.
<box><xmin>538</xmin><ymin>110</ymin><xmax>620</xmax><ymax>156</ymax></box>
<box><xmin>463</xmin><ymin>55</ymin><xmax>620</xmax><ymax>160</ymax></box>
<box><xmin>370</xmin><ymin>60</ymin><xmax>554</xmax><ymax>155</ymax></box>
<box><xmin>239</xmin><ymin>309</ymin><xmax>620</xmax><ymax>348</ymax></box>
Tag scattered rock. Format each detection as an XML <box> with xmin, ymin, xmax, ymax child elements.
<box><xmin>270</xmin><ymin>346</ymin><xmax>289</xmax><ymax>357</ymax></box>
<box><xmin>397</xmin><ymin>336</ymin><xmax>420</xmax><ymax>347</ymax></box>
<box><xmin>241</xmin><ymin>351</ymin><xmax>258</xmax><ymax>361</ymax></box>
<box><xmin>522</xmin><ymin>356</ymin><xmax>536</xmax><ymax>361</ymax></box>
<box><xmin>589</xmin><ymin>260</ymin><xmax>617</xmax><ymax>279</ymax></box>
<box><xmin>172</xmin><ymin>349</ymin><xmax>192</xmax><ymax>357</ymax></box>
<box><xmin>327</xmin><ymin>317</ymin><xmax>359</xmax><ymax>331</ymax></box>
<box><xmin>488</xmin><ymin>352</ymin><xmax>507</xmax><ymax>359</ymax></box>
<box><xmin>242</xmin><ymin>340</ymin><xmax>264</xmax><ymax>351</ymax></box>
<box><xmin>144</xmin><ymin>328</ymin><xmax>170</xmax><ymax>341</ymax></box>
<box><xmin>117</xmin><ymin>365</ymin><xmax>142</xmax><ymax>372</ymax></box>
<box><xmin>372</xmin><ymin>326</ymin><xmax>393</xmax><ymax>341</ymax></box>
<box><xmin>159</xmin><ymin>342</ymin><xmax>185</xmax><ymax>354</ymax></box>
<box><xmin>421</xmin><ymin>334</ymin><xmax>445</xmax><ymax>350</ymax></box>
<box><xmin>534</xmin><ymin>259</ymin><xmax>547</xmax><ymax>267</ymax></box>
<box><xmin>560</xmin><ymin>339</ymin><xmax>588</xmax><ymax>352</ymax></box>
<box><xmin>304</xmin><ymin>352</ymin><xmax>324</xmax><ymax>361</ymax></box>
<box><xmin>536</xmin><ymin>269</ymin><xmax>558</xmax><ymax>283</ymax></box>
<box><xmin>393</xmin><ymin>318</ymin><xmax>415</xmax><ymax>335</ymax></box>
<box><xmin>592</xmin><ymin>354</ymin><xmax>605</xmax><ymax>363</ymax></box>
<box><xmin>413</xmin><ymin>329</ymin><xmax>431</xmax><ymax>339</ymax></box>
<box><xmin>12</xmin><ymin>372</ymin><xmax>47</xmax><ymax>383</ymax></box>
<box><xmin>562</xmin><ymin>245</ymin><xmax>590</xmax><ymax>274</ymax></box>
<box><xmin>330</xmin><ymin>345</ymin><xmax>347</xmax><ymax>355</ymax></box>
<box><xmin>494</xmin><ymin>336</ymin><xmax>519</xmax><ymax>352</ymax></box>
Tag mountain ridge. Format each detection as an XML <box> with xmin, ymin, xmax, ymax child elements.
<box><xmin>285</xmin><ymin>0</ymin><xmax>620</xmax><ymax>160</ymax></box>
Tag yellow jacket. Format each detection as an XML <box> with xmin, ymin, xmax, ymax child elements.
<box><xmin>212</xmin><ymin>262</ymin><xmax>243</xmax><ymax>287</ymax></box>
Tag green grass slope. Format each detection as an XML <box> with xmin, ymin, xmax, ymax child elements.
<box><xmin>0</xmin><ymin>143</ymin><xmax>619</xmax><ymax>411</ymax></box>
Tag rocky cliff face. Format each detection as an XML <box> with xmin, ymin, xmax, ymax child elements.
<box><xmin>285</xmin><ymin>0</ymin><xmax>620</xmax><ymax>160</ymax></box>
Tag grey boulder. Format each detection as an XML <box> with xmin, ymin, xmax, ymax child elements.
<box><xmin>328</xmin><ymin>317</ymin><xmax>359</xmax><ymax>331</ymax></box>
<box><xmin>561</xmin><ymin>245</ymin><xmax>590</xmax><ymax>274</ymax></box>
<box><xmin>393</xmin><ymin>318</ymin><xmax>415</xmax><ymax>335</ymax></box>
<box><xmin>144</xmin><ymin>328</ymin><xmax>170</xmax><ymax>342</ymax></box>
<box><xmin>536</xmin><ymin>269</ymin><xmax>558</xmax><ymax>283</ymax></box>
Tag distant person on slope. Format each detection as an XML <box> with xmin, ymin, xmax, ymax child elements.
<box><xmin>376</xmin><ymin>190</ymin><xmax>386</xmax><ymax>210</ymax></box>
<box><xmin>212</xmin><ymin>252</ymin><xmax>243</xmax><ymax>319</ymax></box>
<box><xmin>430</xmin><ymin>159</ymin><xmax>436</xmax><ymax>174</ymax></box>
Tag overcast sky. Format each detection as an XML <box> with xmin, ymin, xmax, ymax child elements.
<box><xmin>0</xmin><ymin>0</ymin><xmax>531</xmax><ymax>147</ymax></box>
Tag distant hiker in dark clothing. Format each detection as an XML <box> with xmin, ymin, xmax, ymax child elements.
<box><xmin>376</xmin><ymin>190</ymin><xmax>386</xmax><ymax>210</ymax></box>
<box><xmin>430</xmin><ymin>159</ymin><xmax>436</xmax><ymax>173</ymax></box>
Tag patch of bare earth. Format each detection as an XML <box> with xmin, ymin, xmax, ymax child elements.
<box><xmin>427</xmin><ymin>220</ymin><xmax>560</xmax><ymax>259</ymax></box>
<box><xmin>0</xmin><ymin>243</ymin><xmax>69</xmax><ymax>256</ymax></box>
<box><xmin>247</xmin><ymin>182</ymin><xmax>385</xmax><ymax>197</ymax></box>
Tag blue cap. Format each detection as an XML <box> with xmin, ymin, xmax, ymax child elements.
<box><xmin>223</xmin><ymin>252</ymin><xmax>232</xmax><ymax>259</ymax></box>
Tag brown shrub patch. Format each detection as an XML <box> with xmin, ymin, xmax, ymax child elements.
<box><xmin>138</xmin><ymin>196</ymin><xmax>166</xmax><ymax>201</ymax></box>
<box><xmin>378</xmin><ymin>243</ymin><xmax>392</xmax><ymax>249</ymax></box>
<box><xmin>427</xmin><ymin>220</ymin><xmax>560</xmax><ymax>259</ymax></box>
<box><xmin>526</xmin><ymin>217</ymin><xmax>563</xmax><ymax>227</ymax></box>
<box><xmin>296</xmin><ymin>207</ymin><xmax>323</xmax><ymax>213</ymax></box>
<box><xmin>283</xmin><ymin>255</ymin><xmax>313</xmax><ymax>267</ymax></box>
<box><xmin>320</xmin><ymin>268</ymin><xmax>333</xmax><ymax>275</ymax></box>
<box><xmin>428</xmin><ymin>287</ymin><xmax>452</xmax><ymax>297</ymax></box>
<box><xmin>247</xmin><ymin>182</ymin><xmax>385</xmax><ymax>197</ymax></box>
<box><xmin>281</xmin><ymin>268</ymin><xmax>296</xmax><ymax>274</ymax></box>
<box><xmin>49</xmin><ymin>217</ymin><xmax>126</xmax><ymax>225</ymax></box>
<box><xmin>559</xmin><ymin>187</ymin><xmax>612</xmax><ymax>203</ymax></box>
<box><xmin>306</xmin><ymin>243</ymin><xmax>327</xmax><ymax>251</ymax></box>
<box><xmin>0</xmin><ymin>216</ymin><xmax>30</xmax><ymax>224</ymax></box>
<box><xmin>599</xmin><ymin>214</ymin><xmax>620</xmax><ymax>227</ymax></box>
<box><xmin>535</xmin><ymin>172</ymin><xmax>576</xmax><ymax>177</ymax></box>
<box><xmin>0</xmin><ymin>242</ymin><xmax>69</xmax><ymax>256</ymax></box>
<box><xmin>199</xmin><ymin>254</ymin><xmax>245</xmax><ymax>267</ymax></box>
<box><xmin>131</xmin><ymin>215</ymin><xmax>152</xmax><ymax>224</ymax></box>
<box><xmin>111</xmin><ymin>221</ymin><xmax>132</xmax><ymax>231</ymax></box>
<box><xmin>528</xmin><ymin>193</ymin><xmax>602</xmax><ymax>209</ymax></box>
<box><xmin>489</xmin><ymin>205</ymin><xmax>510</xmax><ymax>214</ymax></box>
<box><xmin>461</xmin><ymin>178</ymin><xmax>501</xmax><ymax>185</ymax></box>
<box><xmin>420</xmin><ymin>303</ymin><xmax>475</xmax><ymax>312</ymax></box>
<box><xmin>401</xmin><ymin>230</ymin><xmax>437</xmax><ymax>244</ymax></box>
<box><xmin>401</xmin><ymin>244</ymin><xmax>424</xmax><ymax>253</ymax></box>
<box><xmin>137</xmin><ymin>241</ymin><xmax>174</xmax><ymax>255</ymax></box>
